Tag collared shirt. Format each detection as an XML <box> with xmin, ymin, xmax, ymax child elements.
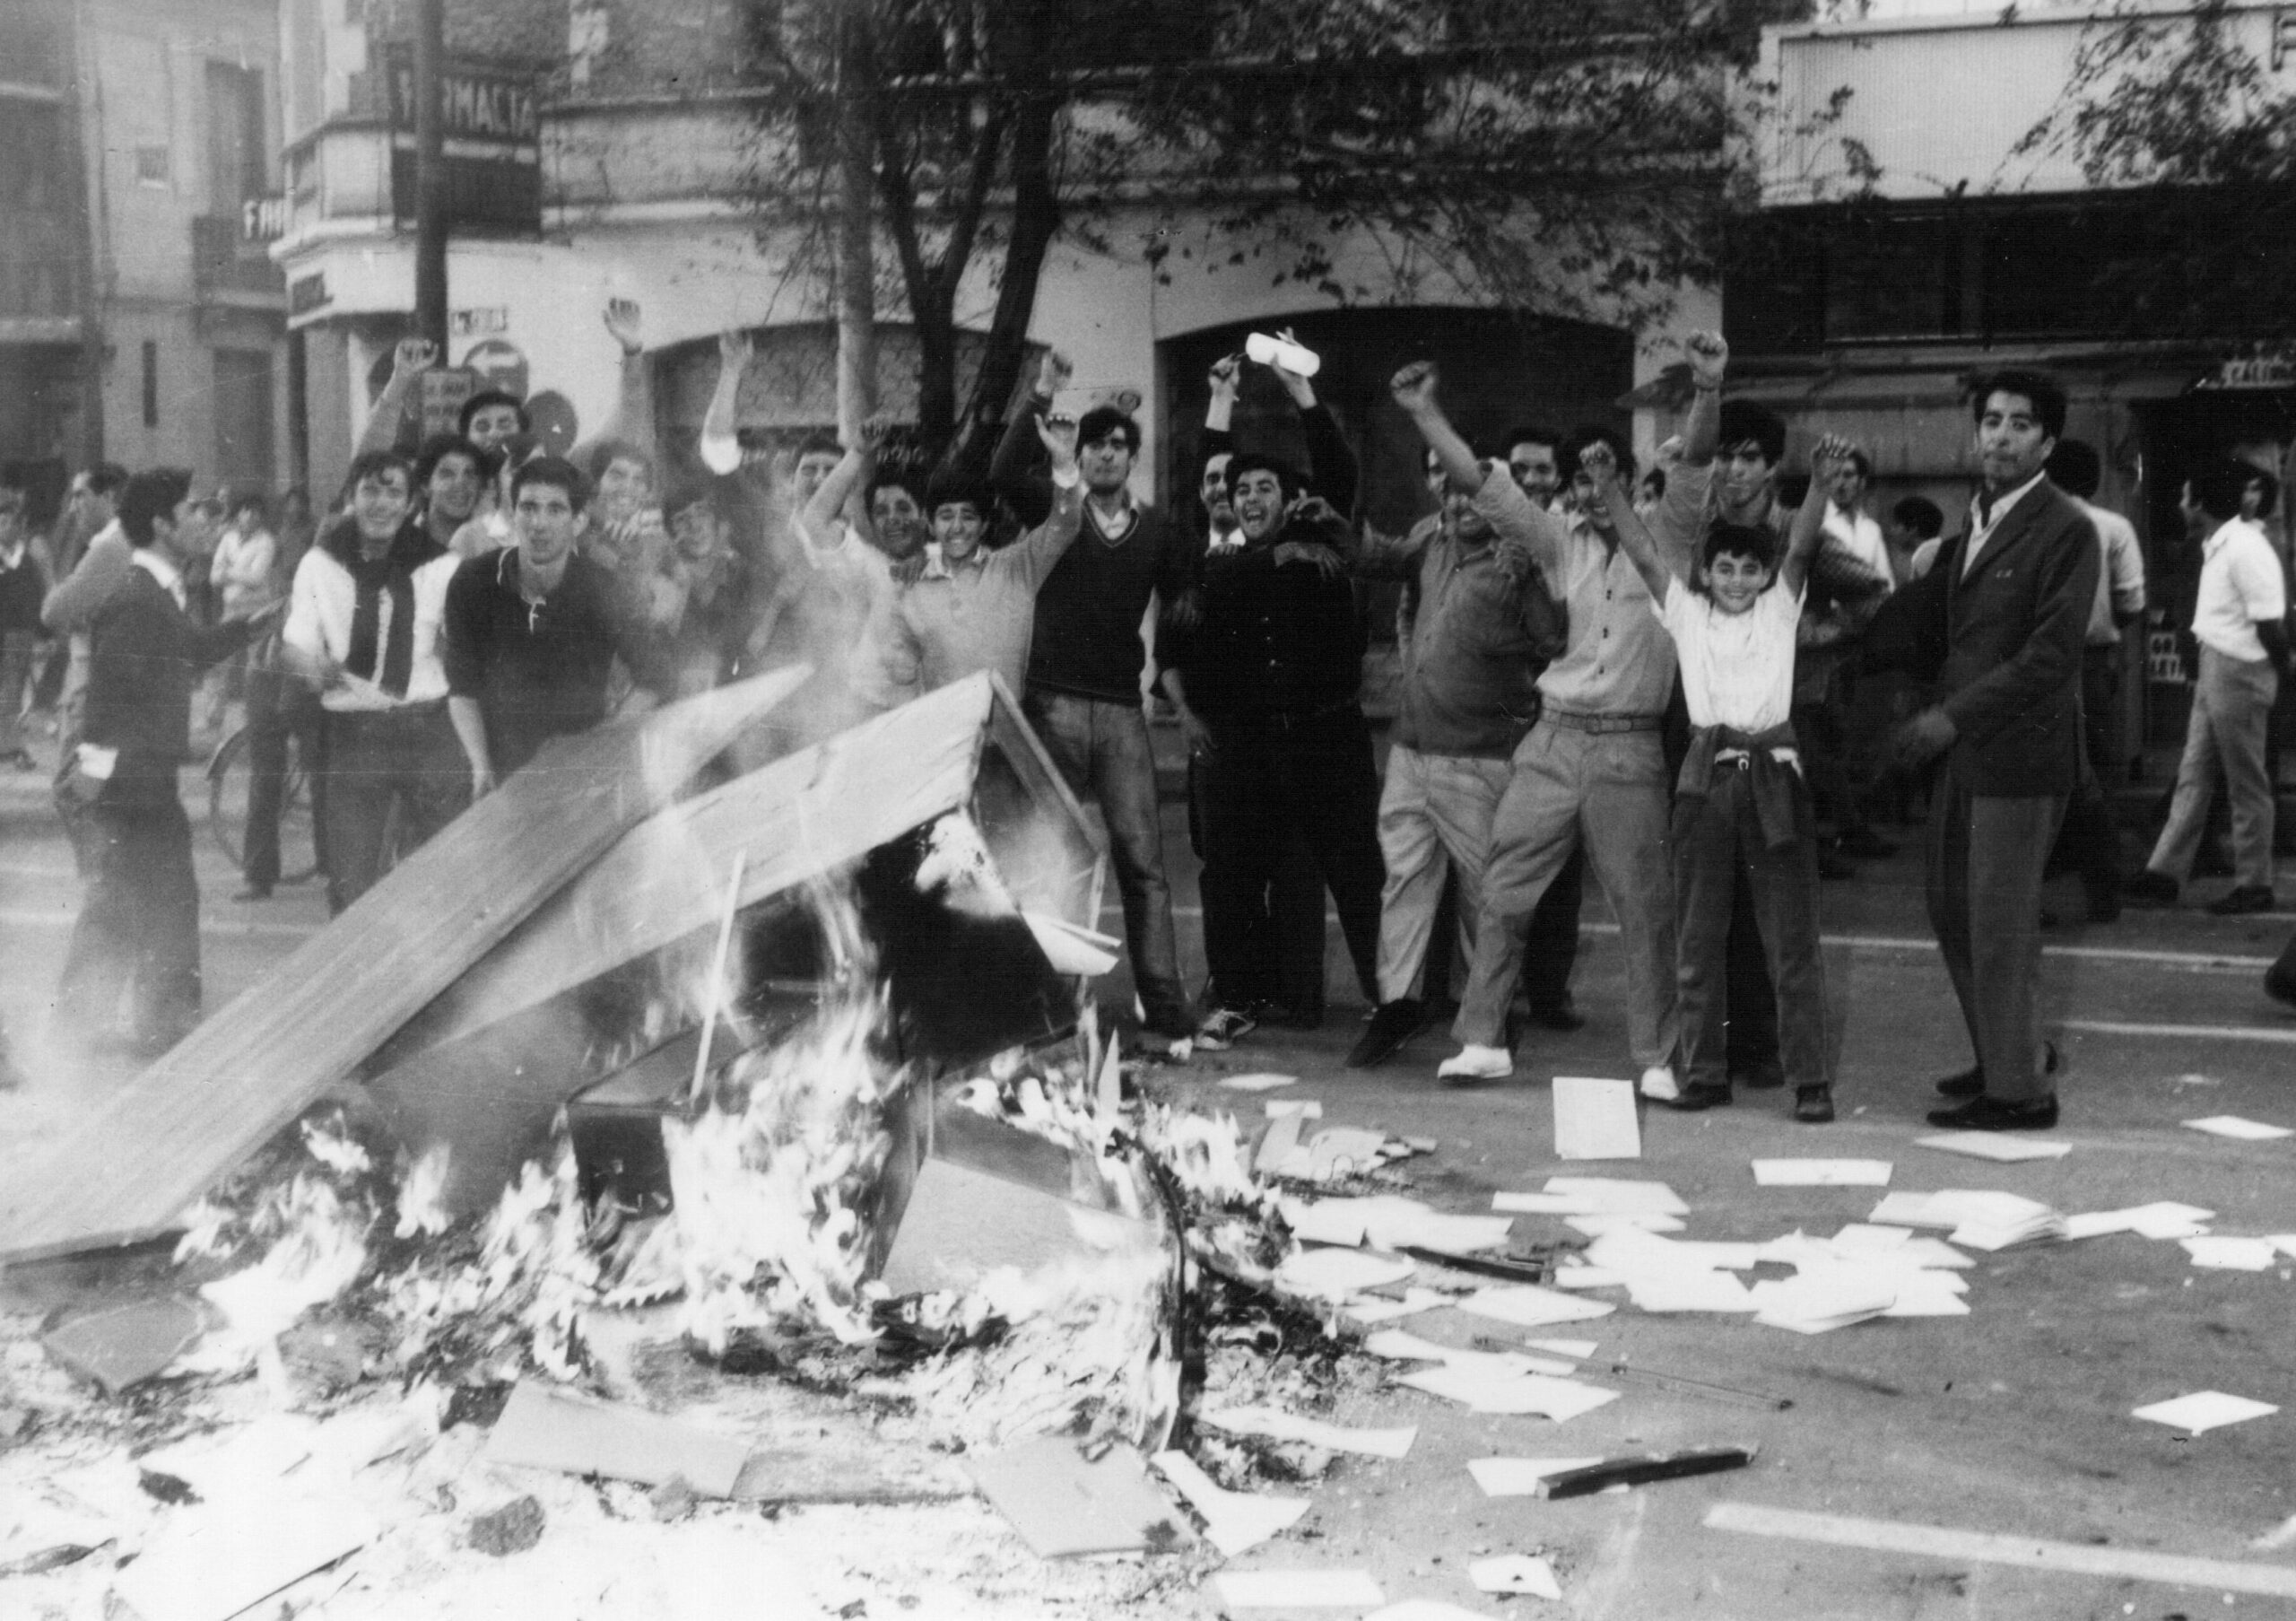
<box><xmin>1474</xmin><ymin>475</ymin><xmax>1675</xmax><ymax>716</ymax></box>
<box><xmin>130</xmin><ymin>547</ymin><xmax>187</xmax><ymax>612</ymax></box>
<box><xmin>2193</xmin><ymin>516</ymin><xmax>2286</xmax><ymax>664</ymax></box>
<box><xmin>2077</xmin><ymin>498</ymin><xmax>2146</xmax><ymax>647</ymax></box>
<box><xmin>283</xmin><ymin>539</ymin><xmax>458</xmax><ymax>710</ymax></box>
<box><xmin>1822</xmin><ymin>504</ymin><xmax>1893</xmax><ymax>596</ymax></box>
<box><xmin>1657</xmin><ymin>573</ymin><xmax>1803</xmax><ymax>733</ymax></box>
<box><xmin>889</xmin><ymin>481</ymin><xmax>1083</xmax><ymax>699</ymax></box>
<box><xmin>443</xmin><ymin>547</ymin><xmax>649</xmax><ymax>776</ymax></box>
<box><xmin>1963</xmin><ymin>471</ymin><xmax>2049</xmax><ymax>577</ymax></box>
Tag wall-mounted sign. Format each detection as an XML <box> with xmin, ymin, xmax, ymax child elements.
<box><xmin>451</xmin><ymin>306</ymin><xmax>509</xmax><ymax>338</ymax></box>
<box><xmin>381</xmin><ymin>48</ymin><xmax>541</xmax><ymax>236</ymax></box>
<box><xmin>288</xmin><ymin>272</ymin><xmax>329</xmax><ymax>317</ymax></box>
<box><xmin>419</xmin><ymin>367</ymin><xmax>478</xmax><ymax>440</ymax></box>
<box><xmin>2196</xmin><ymin>350</ymin><xmax>2296</xmax><ymax>392</ymax></box>
<box><xmin>241</xmin><ymin>196</ymin><xmax>288</xmax><ymax>242</ymax></box>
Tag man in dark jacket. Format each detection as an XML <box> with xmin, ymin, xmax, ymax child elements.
<box><xmin>57</xmin><ymin>469</ymin><xmax>272</xmax><ymax>1055</ymax></box>
<box><xmin>1864</xmin><ymin>370</ymin><xmax>2099</xmax><ymax>1129</ymax></box>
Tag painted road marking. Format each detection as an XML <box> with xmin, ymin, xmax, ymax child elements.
<box><xmin>2062</xmin><ymin>1018</ymin><xmax>2296</xmax><ymax>1046</ymax></box>
<box><xmin>1705</xmin><ymin>1501</ymin><xmax>2296</xmax><ymax>1599</ymax></box>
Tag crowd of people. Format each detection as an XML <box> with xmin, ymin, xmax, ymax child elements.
<box><xmin>4</xmin><ymin>307</ymin><xmax>2292</xmax><ymax>1129</ymax></box>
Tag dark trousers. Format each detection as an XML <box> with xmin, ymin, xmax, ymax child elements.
<box><xmin>1927</xmin><ymin>762</ymin><xmax>2067</xmax><ymax>1103</ymax></box>
<box><xmin>1790</xmin><ymin>693</ymin><xmax>1869</xmax><ymax>838</ymax></box>
<box><xmin>319</xmin><ymin>702</ymin><xmax>471</xmax><ymax>914</ymax></box>
<box><xmin>1674</xmin><ymin>767</ymin><xmax>1830</xmax><ymax>1092</ymax></box>
<box><xmin>1190</xmin><ymin>761</ymin><xmax>1326</xmax><ymax>1015</ymax></box>
<box><xmin>2049</xmin><ymin>646</ymin><xmax>2123</xmax><ymax>898</ymax></box>
<box><xmin>243</xmin><ymin>663</ymin><xmax>327</xmax><ymax>890</ymax></box>
<box><xmin>57</xmin><ymin>763</ymin><xmax>200</xmax><ymax>1044</ymax></box>
<box><xmin>1198</xmin><ymin>706</ymin><xmax>1386</xmax><ymax>1012</ymax></box>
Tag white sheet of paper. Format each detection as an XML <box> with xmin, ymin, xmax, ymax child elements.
<box><xmin>1396</xmin><ymin>1364</ymin><xmax>1621</xmax><ymax>1420</ymax></box>
<box><xmin>1197</xmin><ymin>1407</ymin><xmax>1418</xmax><ymax>1460</ymax></box>
<box><xmin>1465</xmin><ymin>1456</ymin><xmax>1607</xmax><ymax>1496</ymax></box>
<box><xmin>1366</xmin><ymin>1602</ymin><xmax>1503</xmax><ymax>1621</ymax></box>
<box><xmin>1455</xmin><ymin>1285</ymin><xmax>1616</xmax><ymax>1328</ymax></box>
<box><xmin>2181</xmin><ymin>1236</ymin><xmax>2280</xmax><ymax>1271</ymax></box>
<box><xmin>1471</xmin><ymin>1555</ymin><xmax>1564</xmax><ymax>1599</ymax></box>
<box><xmin>1365</xmin><ymin>1208</ymin><xmax>1518</xmax><ymax>1254</ymax></box>
<box><xmin>1266</xmin><ymin>1099</ymin><xmax>1324</xmax><ymax>1120</ymax></box>
<box><xmin>1916</xmin><ymin>1132</ymin><xmax>2073</xmax><ymax>1163</ymax></box>
<box><xmin>1753</xmin><ymin>1158</ymin><xmax>1893</xmax><ymax>1186</ymax></box>
<box><xmin>1543</xmin><ymin>1177</ymin><xmax>1690</xmax><ymax>1214</ymax></box>
<box><xmin>1526</xmin><ymin>1338</ymin><xmax>1600</xmax><ymax>1359</ymax></box>
<box><xmin>1548</xmin><ymin>1266</ymin><xmax>1628</xmax><ymax>1289</ymax></box>
<box><xmin>1878</xmin><ymin>1274</ymin><xmax>1973</xmax><ymax>1316</ymax></box>
<box><xmin>1214</xmin><ymin>1570</ymin><xmax>1387</xmax><ymax>1609</ymax></box>
<box><xmin>112</xmin><ymin>1495</ymin><xmax>378</xmax><ymax>1621</ymax></box>
<box><xmin>1552</xmin><ymin>1076</ymin><xmax>1641</xmax><ymax>1161</ymax></box>
<box><xmin>1275</xmin><ymin>1247</ymin><xmax>1415</xmax><ymax>1300</ymax></box>
<box><xmin>1281</xmin><ymin>1197</ymin><xmax>1370</xmax><ymax>1247</ymax></box>
<box><xmin>1341</xmin><ymin>1287</ymin><xmax>1453</xmax><ymax>1327</ymax></box>
<box><xmin>1363</xmin><ymin>1329</ymin><xmax>1578</xmax><ymax>1378</ymax></box>
<box><xmin>2131</xmin><ymin>1390</ymin><xmax>2280</xmax><ymax>1434</ymax></box>
<box><xmin>1565</xmin><ymin>1212</ymin><xmax>1685</xmax><ymax>1235</ymax></box>
<box><xmin>1151</xmin><ymin>1451</ymin><xmax>1307</xmax><ymax>1557</ymax></box>
<box><xmin>1831</xmin><ymin>1224</ymin><xmax>1912</xmax><ymax>1251</ymax></box>
<box><xmin>2183</xmin><ymin>1116</ymin><xmax>2295</xmax><ymax>1141</ymax></box>
<box><xmin>1221</xmin><ymin>1072</ymin><xmax>1300</xmax><ymax>1092</ymax></box>
<box><xmin>1626</xmin><ymin>1271</ymin><xmax>1759</xmax><ymax>1313</ymax></box>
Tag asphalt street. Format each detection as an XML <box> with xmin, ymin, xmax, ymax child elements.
<box><xmin>4</xmin><ymin>723</ymin><xmax>2296</xmax><ymax>1619</ymax></box>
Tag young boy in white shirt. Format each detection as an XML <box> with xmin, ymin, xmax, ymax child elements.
<box><xmin>1579</xmin><ymin>434</ymin><xmax>1844</xmax><ymax>1123</ymax></box>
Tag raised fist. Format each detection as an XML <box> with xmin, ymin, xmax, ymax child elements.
<box><xmin>1685</xmin><ymin>330</ymin><xmax>1727</xmax><ymax>391</ymax></box>
<box><xmin>1388</xmin><ymin>360</ymin><xmax>1439</xmax><ymax>412</ymax></box>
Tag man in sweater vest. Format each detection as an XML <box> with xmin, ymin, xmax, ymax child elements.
<box><xmin>56</xmin><ymin>469</ymin><xmax>274</xmax><ymax>1056</ymax></box>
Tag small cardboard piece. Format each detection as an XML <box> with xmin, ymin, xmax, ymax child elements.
<box><xmin>40</xmin><ymin>1297</ymin><xmax>204</xmax><ymax>1393</ymax></box>
<box><xmin>1552</xmin><ymin>1076</ymin><xmax>1640</xmax><ymax>1161</ymax></box>
<box><xmin>483</xmin><ymin>1381</ymin><xmax>748</xmax><ymax>1497</ymax></box>
<box><xmin>961</xmin><ymin>1437</ymin><xmax>1190</xmax><ymax>1558</ymax></box>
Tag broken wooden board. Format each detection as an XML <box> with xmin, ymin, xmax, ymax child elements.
<box><xmin>0</xmin><ymin>669</ymin><xmax>806</xmax><ymax>1264</ymax></box>
<box><xmin>40</xmin><ymin>1297</ymin><xmax>204</xmax><ymax>1393</ymax></box>
<box><xmin>387</xmin><ymin>672</ymin><xmax>1105</xmax><ymax>1060</ymax></box>
<box><xmin>483</xmin><ymin>1381</ymin><xmax>750</xmax><ymax>1497</ymax></box>
<box><xmin>962</xmin><ymin>1437</ymin><xmax>1192</xmax><ymax>1558</ymax></box>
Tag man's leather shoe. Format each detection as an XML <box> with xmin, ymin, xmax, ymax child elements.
<box><xmin>1659</xmin><ymin>1081</ymin><xmax>1733</xmax><ymax>1111</ymax></box>
<box><xmin>2207</xmin><ymin>885</ymin><xmax>2275</xmax><ymax>917</ymax></box>
<box><xmin>1926</xmin><ymin>1093</ymin><xmax>2057</xmax><ymax>1130</ymax></box>
<box><xmin>1794</xmin><ymin>1085</ymin><xmax>1836</xmax><ymax>1123</ymax></box>
<box><xmin>2123</xmin><ymin>869</ymin><xmax>2179</xmax><ymax>907</ymax></box>
<box><xmin>1935</xmin><ymin>1062</ymin><xmax>1985</xmax><ymax>1099</ymax></box>
<box><xmin>1346</xmin><ymin>998</ymin><xmax>1422</xmax><ymax>1068</ymax></box>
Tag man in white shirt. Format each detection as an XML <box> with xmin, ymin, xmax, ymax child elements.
<box><xmin>283</xmin><ymin>449</ymin><xmax>466</xmax><ymax>913</ymax></box>
<box><xmin>2127</xmin><ymin>458</ymin><xmax>2291</xmax><ymax>915</ymax></box>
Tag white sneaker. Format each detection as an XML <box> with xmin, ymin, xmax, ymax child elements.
<box><xmin>1438</xmin><ymin>1044</ymin><xmax>1514</xmax><ymax>1085</ymax></box>
<box><xmin>1639</xmin><ymin>1065</ymin><xmax>1681</xmax><ymax>1102</ymax></box>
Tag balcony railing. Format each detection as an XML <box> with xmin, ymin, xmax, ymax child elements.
<box><xmin>192</xmin><ymin>214</ymin><xmax>283</xmax><ymax>302</ymax></box>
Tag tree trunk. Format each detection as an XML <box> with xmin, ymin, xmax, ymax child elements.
<box><xmin>943</xmin><ymin>88</ymin><xmax>1061</xmax><ymax>479</ymax></box>
<box><xmin>833</xmin><ymin>6</ymin><xmax>878</xmax><ymax>443</ymax></box>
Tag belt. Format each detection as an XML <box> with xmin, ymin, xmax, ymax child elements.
<box><xmin>1541</xmin><ymin>708</ymin><xmax>1662</xmax><ymax>735</ymax></box>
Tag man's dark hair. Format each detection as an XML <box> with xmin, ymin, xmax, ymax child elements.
<box><xmin>2045</xmin><ymin>439</ymin><xmax>2102</xmax><ymax>500</ymax></box>
<box><xmin>2191</xmin><ymin>458</ymin><xmax>2262</xmax><ymax>522</ymax></box>
<box><xmin>2245</xmin><ymin>467</ymin><xmax>2280</xmax><ymax>511</ymax></box>
<box><xmin>1076</xmin><ymin>405</ymin><xmax>1140</xmax><ymax>454</ymax></box>
<box><xmin>1201</xmin><ymin>444</ymin><xmax>1237</xmax><ymax>481</ymax></box>
<box><xmin>1841</xmin><ymin>447</ymin><xmax>1873</xmax><ymax>480</ymax></box>
<box><xmin>345</xmin><ymin>449</ymin><xmax>413</xmax><ymax>496</ymax></box>
<box><xmin>1970</xmin><ymin>369</ymin><xmax>2067</xmax><ymax>440</ymax></box>
<box><xmin>228</xmin><ymin>488</ymin><xmax>269</xmax><ymax>526</ymax></box>
<box><xmin>865</xmin><ymin>467</ymin><xmax>926</xmax><ymax>513</ymax></box>
<box><xmin>85</xmin><ymin>462</ymin><xmax>129</xmax><ymax>499</ymax></box>
<box><xmin>794</xmin><ymin>432</ymin><xmax>843</xmax><ymax>464</ymax></box>
<box><xmin>577</xmin><ymin>437</ymin><xmax>654</xmax><ymax>487</ymax></box>
<box><xmin>1703</xmin><ymin>520</ymin><xmax>1779</xmax><ymax>573</ymax></box>
<box><xmin>458</xmin><ymin>388</ymin><xmax>531</xmax><ymax>438</ymax></box>
<box><xmin>1892</xmin><ymin>495</ymin><xmax>1945</xmax><ymax>540</ymax></box>
<box><xmin>662</xmin><ymin>475</ymin><xmax>723</xmax><ymax>527</ymax></box>
<box><xmin>1560</xmin><ymin>424</ymin><xmax>1636</xmax><ymax>486</ymax></box>
<box><xmin>1502</xmin><ymin>425</ymin><xmax>1561</xmax><ymax>457</ymax></box>
<box><xmin>1224</xmin><ymin>450</ymin><xmax>1301</xmax><ymax>503</ymax></box>
<box><xmin>415</xmin><ymin>433</ymin><xmax>486</xmax><ymax>490</ymax></box>
<box><xmin>118</xmin><ymin>468</ymin><xmax>193</xmax><ymax>548</ymax></box>
<box><xmin>926</xmin><ymin>471</ymin><xmax>992</xmax><ymax>518</ymax></box>
<box><xmin>510</xmin><ymin>455</ymin><xmax>589</xmax><ymax>515</ymax></box>
<box><xmin>1716</xmin><ymin>400</ymin><xmax>1787</xmax><ymax>466</ymax></box>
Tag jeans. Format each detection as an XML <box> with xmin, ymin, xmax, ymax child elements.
<box><xmin>2149</xmin><ymin>646</ymin><xmax>2278</xmax><ymax>889</ymax></box>
<box><xmin>57</xmin><ymin>762</ymin><xmax>201</xmax><ymax>1044</ymax></box>
<box><xmin>243</xmin><ymin>662</ymin><xmax>327</xmax><ymax>890</ymax></box>
<box><xmin>1197</xmin><ymin>705</ymin><xmax>1385</xmax><ymax>1012</ymax></box>
<box><xmin>1674</xmin><ymin>764</ymin><xmax>1830</xmax><ymax>1092</ymax></box>
<box><xmin>320</xmin><ymin>702</ymin><xmax>472</xmax><ymax>914</ymax></box>
<box><xmin>1457</xmin><ymin>718</ymin><xmax>1677</xmax><ymax>1068</ymax></box>
<box><xmin>1927</xmin><ymin>763</ymin><xmax>2066</xmax><ymax>1103</ymax></box>
<box><xmin>1025</xmin><ymin>689</ymin><xmax>1194</xmax><ymax>1031</ymax></box>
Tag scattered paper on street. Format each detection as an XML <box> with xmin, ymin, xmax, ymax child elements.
<box><xmin>1365</xmin><ymin>1601</ymin><xmax>1502</xmax><ymax>1621</ymax></box>
<box><xmin>1221</xmin><ymin>1073</ymin><xmax>1300</xmax><ymax>1093</ymax></box>
<box><xmin>1363</xmin><ymin>1329</ymin><xmax>1578</xmax><ymax>1377</ymax></box>
<box><xmin>2064</xmin><ymin>1202</ymin><xmax>2217</xmax><ymax>1241</ymax></box>
<box><xmin>1280</xmin><ymin>1195</ymin><xmax>1514</xmax><ymax>1255</ymax></box>
<box><xmin>1564</xmin><ymin>1212</ymin><xmax>1685</xmax><ymax>1235</ymax></box>
<box><xmin>2182</xmin><ymin>1116</ymin><xmax>2295</xmax><ymax>1142</ymax></box>
<box><xmin>1214</xmin><ymin>1569</ymin><xmax>1387</xmax><ymax>1608</ymax></box>
<box><xmin>1914</xmin><ymin>1132</ymin><xmax>2073</xmax><ymax>1163</ymax></box>
<box><xmin>1552</xmin><ymin>1076</ymin><xmax>1641</xmax><ymax>1160</ymax></box>
<box><xmin>1454</xmin><ymin>1285</ymin><xmax>1616</xmax><ymax>1328</ymax></box>
<box><xmin>1469</xmin><ymin>1555</ymin><xmax>1563</xmax><ymax>1599</ymax></box>
<box><xmin>1274</xmin><ymin>1248</ymin><xmax>1415</xmax><ymax>1300</ymax></box>
<box><xmin>1393</xmin><ymin>1364</ymin><xmax>1620</xmax><ymax>1420</ymax></box>
<box><xmin>1150</xmin><ymin>1451</ymin><xmax>1307</xmax><ymax>1557</ymax></box>
<box><xmin>1197</xmin><ymin>1407</ymin><xmax>1419</xmax><ymax>1460</ymax></box>
<box><xmin>1466</xmin><ymin>1457</ymin><xmax>1606</xmax><ymax>1496</ymax></box>
<box><xmin>1340</xmin><ymin>1287</ymin><xmax>1455</xmax><ymax>1327</ymax></box>
<box><xmin>1752</xmin><ymin>1159</ymin><xmax>1893</xmax><ymax>1186</ymax></box>
<box><xmin>2180</xmin><ymin>1236</ymin><xmax>2280</xmax><ymax>1270</ymax></box>
<box><xmin>111</xmin><ymin>1493</ymin><xmax>378</xmax><ymax>1621</ymax></box>
<box><xmin>1526</xmin><ymin>1338</ymin><xmax>1601</xmax><ymax>1358</ymax></box>
<box><xmin>2131</xmin><ymin>1391</ymin><xmax>2279</xmax><ymax>1435</ymax></box>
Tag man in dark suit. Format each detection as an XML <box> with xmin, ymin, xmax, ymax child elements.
<box><xmin>1865</xmin><ymin>370</ymin><xmax>2100</xmax><ymax>1129</ymax></box>
<box><xmin>57</xmin><ymin>469</ymin><xmax>272</xmax><ymax>1056</ymax></box>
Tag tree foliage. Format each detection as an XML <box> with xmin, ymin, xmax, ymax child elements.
<box><xmin>740</xmin><ymin>0</ymin><xmax>1796</xmax><ymax>468</ymax></box>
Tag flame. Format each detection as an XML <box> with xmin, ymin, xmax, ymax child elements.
<box><xmin>394</xmin><ymin>1146</ymin><xmax>453</xmax><ymax>1241</ymax></box>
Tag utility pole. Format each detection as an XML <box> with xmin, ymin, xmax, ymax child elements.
<box><xmin>413</xmin><ymin>0</ymin><xmax>448</xmax><ymax>352</ymax></box>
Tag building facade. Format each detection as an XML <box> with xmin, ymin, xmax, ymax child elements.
<box><xmin>0</xmin><ymin>0</ymin><xmax>291</xmax><ymax>522</ymax></box>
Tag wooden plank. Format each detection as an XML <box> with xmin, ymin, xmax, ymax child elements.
<box><xmin>0</xmin><ymin>669</ymin><xmax>807</xmax><ymax>1263</ymax></box>
<box><xmin>396</xmin><ymin>674</ymin><xmax>1090</xmax><ymax>1058</ymax></box>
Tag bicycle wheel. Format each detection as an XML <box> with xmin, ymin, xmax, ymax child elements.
<box><xmin>206</xmin><ymin>722</ymin><xmax>322</xmax><ymax>885</ymax></box>
<box><xmin>206</xmin><ymin>726</ymin><xmax>253</xmax><ymax>868</ymax></box>
<box><xmin>275</xmin><ymin>730</ymin><xmax>320</xmax><ymax>885</ymax></box>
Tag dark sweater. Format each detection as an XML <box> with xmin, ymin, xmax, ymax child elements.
<box><xmin>1176</xmin><ymin>511</ymin><xmax>1366</xmax><ymax>719</ymax></box>
<box><xmin>83</xmin><ymin>566</ymin><xmax>259</xmax><ymax>765</ymax></box>
<box><xmin>1024</xmin><ymin>499</ymin><xmax>1196</xmax><ymax>703</ymax></box>
<box><xmin>0</xmin><ymin>543</ymin><xmax>47</xmax><ymax>636</ymax></box>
